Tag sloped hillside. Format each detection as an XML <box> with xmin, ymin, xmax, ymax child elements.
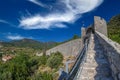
<box><xmin>108</xmin><ymin>14</ymin><xmax>120</xmax><ymax>43</ymax></box>
<box><xmin>0</xmin><ymin>39</ymin><xmax>58</xmax><ymax>50</ymax></box>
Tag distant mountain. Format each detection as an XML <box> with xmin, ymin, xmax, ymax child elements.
<box><xmin>108</xmin><ymin>14</ymin><xmax>120</xmax><ymax>43</ymax></box>
<box><xmin>0</xmin><ymin>39</ymin><xmax>58</xmax><ymax>50</ymax></box>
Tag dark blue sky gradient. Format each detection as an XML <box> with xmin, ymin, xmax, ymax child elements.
<box><xmin>0</xmin><ymin>0</ymin><xmax>120</xmax><ymax>42</ymax></box>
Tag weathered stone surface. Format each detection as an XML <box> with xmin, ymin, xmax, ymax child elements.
<box><xmin>96</xmin><ymin>31</ymin><xmax>120</xmax><ymax>80</ymax></box>
<box><xmin>77</xmin><ymin>34</ymin><xmax>113</xmax><ymax>80</ymax></box>
<box><xmin>46</xmin><ymin>39</ymin><xmax>81</xmax><ymax>56</ymax></box>
<box><xmin>118</xmin><ymin>73</ymin><xmax>120</xmax><ymax>79</ymax></box>
<box><xmin>73</xmin><ymin>16</ymin><xmax>119</xmax><ymax>80</ymax></box>
<box><xmin>94</xmin><ymin>16</ymin><xmax>108</xmax><ymax>37</ymax></box>
<box><xmin>111</xmin><ymin>64</ymin><xmax>118</xmax><ymax>74</ymax></box>
<box><xmin>56</xmin><ymin>16</ymin><xmax>120</xmax><ymax>80</ymax></box>
<box><xmin>81</xmin><ymin>27</ymin><xmax>86</xmax><ymax>47</ymax></box>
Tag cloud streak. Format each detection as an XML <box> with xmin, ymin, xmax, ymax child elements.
<box><xmin>7</xmin><ymin>35</ymin><xmax>33</xmax><ymax>40</ymax></box>
<box><xmin>0</xmin><ymin>20</ymin><xmax>8</xmax><ymax>24</ymax></box>
<box><xmin>0</xmin><ymin>19</ymin><xmax>16</xmax><ymax>27</ymax></box>
<box><xmin>20</xmin><ymin>13</ymin><xmax>74</xmax><ymax>29</ymax></box>
<box><xmin>20</xmin><ymin>0</ymin><xmax>104</xmax><ymax>29</ymax></box>
<box><xmin>28</xmin><ymin>0</ymin><xmax>47</xmax><ymax>8</ymax></box>
<box><xmin>7</xmin><ymin>35</ymin><xmax>24</xmax><ymax>40</ymax></box>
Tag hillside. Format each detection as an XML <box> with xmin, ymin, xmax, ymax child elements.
<box><xmin>108</xmin><ymin>14</ymin><xmax>120</xmax><ymax>43</ymax></box>
<box><xmin>0</xmin><ymin>39</ymin><xmax>58</xmax><ymax>50</ymax></box>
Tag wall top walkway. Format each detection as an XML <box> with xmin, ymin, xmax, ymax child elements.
<box><xmin>96</xmin><ymin>31</ymin><xmax>120</xmax><ymax>54</ymax></box>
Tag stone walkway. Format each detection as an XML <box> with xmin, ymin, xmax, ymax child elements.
<box><xmin>78</xmin><ymin>34</ymin><xmax>113</xmax><ymax>80</ymax></box>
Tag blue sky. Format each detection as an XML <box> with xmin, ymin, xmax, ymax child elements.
<box><xmin>0</xmin><ymin>0</ymin><xmax>120</xmax><ymax>42</ymax></box>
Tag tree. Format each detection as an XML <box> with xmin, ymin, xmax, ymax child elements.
<box><xmin>72</xmin><ymin>34</ymin><xmax>79</xmax><ymax>39</ymax></box>
<box><xmin>0</xmin><ymin>52</ymin><xmax>2</xmax><ymax>59</ymax></box>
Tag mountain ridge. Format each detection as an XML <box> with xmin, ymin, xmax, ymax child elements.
<box><xmin>0</xmin><ymin>38</ymin><xmax>58</xmax><ymax>50</ymax></box>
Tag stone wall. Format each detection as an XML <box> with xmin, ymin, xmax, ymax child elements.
<box><xmin>81</xmin><ymin>27</ymin><xmax>86</xmax><ymax>47</ymax></box>
<box><xmin>94</xmin><ymin>16</ymin><xmax>108</xmax><ymax>36</ymax></box>
<box><xmin>96</xmin><ymin>31</ymin><xmax>120</xmax><ymax>80</ymax></box>
<box><xmin>46</xmin><ymin>39</ymin><xmax>82</xmax><ymax>56</ymax></box>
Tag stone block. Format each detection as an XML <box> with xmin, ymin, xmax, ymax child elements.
<box><xmin>118</xmin><ymin>73</ymin><xmax>120</xmax><ymax>80</ymax></box>
<box><xmin>111</xmin><ymin>64</ymin><xmax>118</xmax><ymax>75</ymax></box>
<box><xmin>94</xmin><ymin>16</ymin><xmax>108</xmax><ymax>36</ymax></box>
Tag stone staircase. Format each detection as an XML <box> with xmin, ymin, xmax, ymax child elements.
<box><xmin>78</xmin><ymin>34</ymin><xmax>113</xmax><ymax>80</ymax></box>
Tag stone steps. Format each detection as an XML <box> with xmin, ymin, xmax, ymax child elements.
<box><xmin>77</xmin><ymin>34</ymin><xmax>113</xmax><ymax>80</ymax></box>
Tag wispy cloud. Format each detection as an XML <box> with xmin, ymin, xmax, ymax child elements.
<box><xmin>19</xmin><ymin>13</ymin><xmax>74</xmax><ymax>29</ymax></box>
<box><xmin>0</xmin><ymin>19</ymin><xmax>16</xmax><ymax>27</ymax></box>
<box><xmin>28</xmin><ymin>0</ymin><xmax>47</xmax><ymax>8</ymax></box>
<box><xmin>7</xmin><ymin>35</ymin><xmax>24</xmax><ymax>40</ymax></box>
<box><xmin>6</xmin><ymin>34</ymin><xmax>33</xmax><ymax>40</ymax></box>
<box><xmin>20</xmin><ymin>0</ymin><xmax>104</xmax><ymax>30</ymax></box>
<box><xmin>0</xmin><ymin>20</ymin><xmax>12</xmax><ymax>26</ymax></box>
<box><xmin>0</xmin><ymin>20</ymin><xmax>8</xmax><ymax>24</ymax></box>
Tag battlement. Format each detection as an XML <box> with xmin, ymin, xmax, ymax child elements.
<box><xmin>94</xmin><ymin>16</ymin><xmax>108</xmax><ymax>36</ymax></box>
<box><xmin>58</xmin><ymin>16</ymin><xmax>120</xmax><ymax>80</ymax></box>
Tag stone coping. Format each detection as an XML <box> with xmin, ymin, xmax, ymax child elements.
<box><xmin>96</xmin><ymin>31</ymin><xmax>120</xmax><ymax>54</ymax></box>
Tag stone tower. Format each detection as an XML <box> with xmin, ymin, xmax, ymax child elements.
<box><xmin>94</xmin><ymin>16</ymin><xmax>108</xmax><ymax>36</ymax></box>
<box><xmin>81</xmin><ymin>27</ymin><xmax>86</xmax><ymax>47</ymax></box>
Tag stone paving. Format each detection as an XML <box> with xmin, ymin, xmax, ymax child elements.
<box><xmin>78</xmin><ymin>34</ymin><xmax>113</xmax><ymax>80</ymax></box>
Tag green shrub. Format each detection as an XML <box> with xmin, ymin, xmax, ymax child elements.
<box><xmin>32</xmin><ymin>72</ymin><xmax>53</xmax><ymax>80</ymax></box>
<box><xmin>47</xmin><ymin>52</ymin><xmax>63</xmax><ymax>69</ymax></box>
<box><xmin>38</xmin><ymin>55</ymin><xmax>48</xmax><ymax>65</ymax></box>
<box><xmin>72</xmin><ymin>34</ymin><xmax>79</xmax><ymax>39</ymax></box>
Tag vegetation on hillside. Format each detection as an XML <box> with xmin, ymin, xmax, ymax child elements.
<box><xmin>0</xmin><ymin>52</ymin><xmax>63</xmax><ymax>80</ymax></box>
<box><xmin>72</xmin><ymin>34</ymin><xmax>80</xmax><ymax>40</ymax></box>
<box><xmin>0</xmin><ymin>39</ymin><xmax>58</xmax><ymax>50</ymax></box>
<box><xmin>47</xmin><ymin>52</ymin><xmax>63</xmax><ymax>69</ymax></box>
<box><xmin>108</xmin><ymin>14</ymin><xmax>120</xmax><ymax>43</ymax></box>
<box><xmin>0</xmin><ymin>34</ymin><xmax>80</xmax><ymax>51</ymax></box>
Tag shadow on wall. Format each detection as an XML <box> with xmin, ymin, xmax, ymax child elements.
<box><xmin>95</xmin><ymin>32</ymin><xmax>120</xmax><ymax>80</ymax></box>
<box><xmin>93</xmin><ymin>34</ymin><xmax>113</xmax><ymax>80</ymax></box>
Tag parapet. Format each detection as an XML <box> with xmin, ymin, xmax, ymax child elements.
<box><xmin>94</xmin><ymin>16</ymin><xmax>108</xmax><ymax>36</ymax></box>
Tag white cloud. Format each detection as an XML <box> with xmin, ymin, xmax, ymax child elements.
<box><xmin>20</xmin><ymin>13</ymin><xmax>74</xmax><ymax>29</ymax></box>
<box><xmin>7</xmin><ymin>35</ymin><xmax>33</xmax><ymax>40</ymax></box>
<box><xmin>7</xmin><ymin>35</ymin><xmax>24</xmax><ymax>40</ymax></box>
<box><xmin>64</xmin><ymin>0</ymin><xmax>103</xmax><ymax>14</ymax></box>
<box><xmin>28</xmin><ymin>0</ymin><xmax>47</xmax><ymax>8</ymax></box>
<box><xmin>20</xmin><ymin>0</ymin><xmax>104</xmax><ymax>29</ymax></box>
<box><xmin>54</xmin><ymin>23</ymin><xmax>67</xmax><ymax>28</ymax></box>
